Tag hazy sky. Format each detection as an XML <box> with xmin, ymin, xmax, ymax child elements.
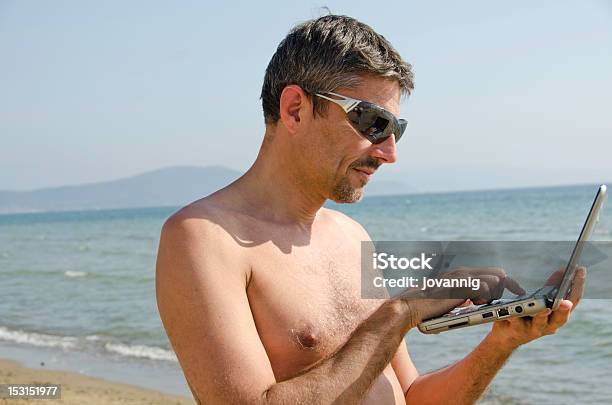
<box><xmin>1</xmin><ymin>0</ymin><xmax>610</xmax><ymax>192</ymax></box>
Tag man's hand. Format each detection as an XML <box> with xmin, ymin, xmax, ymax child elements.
<box><xmin>400</xmin><ymin>266</ymin><xmax>587</xmax><ymax>405</ymax></box>
<box><xmin>399</xmin><ymin>266</ymin><xmax>525</xmax><ymax>324</ymax></box>
<box><xmin>488</xmin><ymin>266</ymin><xmax>587</xmax><ymax>349</ymax></box>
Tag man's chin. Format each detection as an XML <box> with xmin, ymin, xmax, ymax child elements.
<box><xmin>329</xmin><ymin>178</ymin><xmax>365</xmax><ymax>203</ymax></box>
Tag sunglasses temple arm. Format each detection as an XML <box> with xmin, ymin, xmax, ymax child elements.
<box><xmin>315</xmin><ymin>93</ymin><xmax>360</xmax><ymax>113</ymax></box>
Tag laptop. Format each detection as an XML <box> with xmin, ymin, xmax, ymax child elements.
<box><xmin>418</xmin><ymin>184</ymin><xmax>607</xmax><ymax>334</ymax></box>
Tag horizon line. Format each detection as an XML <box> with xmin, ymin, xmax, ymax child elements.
<box><xmin>0</xmin><ymin>181</ymin><xmax>607</xmax><ymax>218</ymax></box>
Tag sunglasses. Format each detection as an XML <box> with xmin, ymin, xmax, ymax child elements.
<box><xmin>315</xmin><ymin>91</ymin><xmax>407</xmax><ymax>144</ymax></box>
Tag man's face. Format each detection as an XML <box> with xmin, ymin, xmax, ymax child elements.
<box><xmin>309</xmin><ymin>76</ymin><xmax>401</xmax><ymax>203</ymax></box>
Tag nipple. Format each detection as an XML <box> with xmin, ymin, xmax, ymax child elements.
<box><xmin>292</xmin><ymin>325</ymin><xmax>321</xmax><ymax>350</ymax></box>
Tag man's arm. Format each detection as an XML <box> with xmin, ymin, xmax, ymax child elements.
<box><xmin>401</xmin><ymin>326</ymin><xmax>519</xmax><ymax>404</ymax></box>
<box><xmin>156</xmin><ymin>214</ymin><xmax>420</xmax><ymax>405</ymax></box>
<box><xmin>397</xmin><ymin>268</ymin><xmax>586</xmax><ymax>405</ymax></box>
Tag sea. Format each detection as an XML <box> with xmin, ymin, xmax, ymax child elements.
<box><xmin>0</xmin><ymin>183</ymin><xmax>610</xmax><ymax>404</ymax></box>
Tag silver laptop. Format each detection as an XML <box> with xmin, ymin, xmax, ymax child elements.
<box><xmin>418</xmin><ymin>185</ymin><xmax>607</xmax><ymax>334</ymax></box>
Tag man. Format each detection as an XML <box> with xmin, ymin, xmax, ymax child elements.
<box><xmin>156</xmin><ymin>15</ymin><xmax>585</xmax><ymax>404</ymax></box>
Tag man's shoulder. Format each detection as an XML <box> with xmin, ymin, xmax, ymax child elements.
<box><xmin>163</xmin><ymin>198</ymin><xmax>221</xmax><ymax>234</ymax></box>
<box><xmin>158</xmin><ymin>198</ymin><xmax>250</xmax><ymax>280</ymax></box>
<box><xmin>321</xmin><ymin>207</ymin><xmax>372</xmax><ymax>242</ymax></box>
<box><xmin>161</xmin><ymin>198</ymin><xmax>242</xmax><ymax>254</ymax></box>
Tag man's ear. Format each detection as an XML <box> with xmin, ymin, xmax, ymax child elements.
<box><xmin>279</xmin><ymin>85</ymin><xmax>310</xmax><ymax>134</ymax></box>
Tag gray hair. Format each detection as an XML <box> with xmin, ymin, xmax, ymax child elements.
<box><xmin>260</xmin><ymin>15</ymin><xmax>414</xmax><ymax>125</ymax></box>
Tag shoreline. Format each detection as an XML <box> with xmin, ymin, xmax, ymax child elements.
<box><xmin>0</xmin><ymin>357</ymin><xmax>194</xmax><ymax>404</ymax></box>
<box><xmin>0</xmin><ymin>341</ymin><xmax>192</xmax><ymax>399</ymax></box>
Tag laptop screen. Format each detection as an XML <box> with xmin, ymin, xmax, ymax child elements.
<box><xmin>551</xmin><ymin>185</ymin><xmax>606</xmax><ymax>305</ymax></box>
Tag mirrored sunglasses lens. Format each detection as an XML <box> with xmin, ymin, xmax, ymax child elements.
<box><xmin>348</xmin><ymin>106</ymin><xmax>390</xmax><ymax>143</ymax></box>
<box><xmin>348</xmin><ymin>107</ymin><xmax>375</xmax><ymax>131</ymax></box>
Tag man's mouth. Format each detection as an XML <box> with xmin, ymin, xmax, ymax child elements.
<box><xmin>352</xmin><ymin>167</ymin><xmax>376</xmax><ymax>181</ymax></box>
<box><xmin>353</xmin><ymin>167</ymin><xmax>376</xmax><ymax>175</ymax></box>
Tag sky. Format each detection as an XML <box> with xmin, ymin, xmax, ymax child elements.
<box><xmin>0</xmin><ymin>0</ymin><xmax>611</xmax><ymax>192</ymax></box>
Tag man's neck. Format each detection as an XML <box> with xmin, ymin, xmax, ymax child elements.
<box><xmin>233</xmin><ymin>151</ymin><xmax>327</xmax><ymax>226</ymax></box>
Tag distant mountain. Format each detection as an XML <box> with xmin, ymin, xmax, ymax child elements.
<box><xmin>0</xmin><ymin>166</ymin><xmax>416</xmax><ymax>214</ymax></box>
<box><xmin>0</xmin><ymin>166</ymin><xmax>241</xmax><ymax>214</ymax></box>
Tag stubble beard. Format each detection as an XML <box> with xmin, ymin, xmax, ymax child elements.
<box><xmin>328</xmin><ymin>157</ymin><xmax>380</xmax><ymax>203</ymax></box>
<box><xmin>329</xmin><ymin>174</ymin><xmax>365</xmax><ymax>203</ymax></box>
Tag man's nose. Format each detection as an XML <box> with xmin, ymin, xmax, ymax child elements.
<box><xmin>370</xmin><ymin>134</ymin><xmax>397</xmax><ymax>164</ymax></box>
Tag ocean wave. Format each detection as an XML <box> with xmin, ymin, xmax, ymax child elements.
<box><xmin>0</xmin><ymin>326</ymin><xmax>178</xmax><ymax>362</ymax></box>
<box><xmin>64</xmin><ymin>270</ymin><xmax>87</xmax><ymax>277</ymax></box>
<box><xmin>85</xmin><ymin>334</ymin><xmax>102</xmax><ymax>341</ymax></box>
<box><xmin>0</xmin><ymin>268</ymin><xmax>153</xmax><ymax>283</ymax></box>
<box><xmin>104</xmin><ymin>342</ymin><xmax>177</xmax><ymax>361</ymax></box>
<box><xmin>0</xmin><ymin>326</ymin><xmax>77</xmax><ymax>349</ymax></box>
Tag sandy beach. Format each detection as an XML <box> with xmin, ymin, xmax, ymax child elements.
<box><xmin>0</xmin><ymin>358</ymin><xmax>194</xmax><ymax>405</ymax></box>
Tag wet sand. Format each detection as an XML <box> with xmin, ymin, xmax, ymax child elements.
<box><xmin>0</xmin><ymin>358</ymin><xmax>194</xmax><ymax>404</ymax></box>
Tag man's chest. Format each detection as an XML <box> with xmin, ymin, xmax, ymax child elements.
<box><xmin>245</xmin><ymin>239</ymin><xmax>382</xmax><ymax>379</ymax></box>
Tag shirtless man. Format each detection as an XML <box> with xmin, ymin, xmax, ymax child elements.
<box><xmin>156</xmin><ymin>15</ymin><xmax>585</xmax><ymax>404</ymax></box>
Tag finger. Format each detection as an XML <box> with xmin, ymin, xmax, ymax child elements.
<box><xmin>544</xmin><ymin>301</ymin><xmax>572</xmax><ymax>334</ymax></box>
<box><xmin>470</xmin><ymin>276</ymin><xmax>497</xmax><ymax>304</ymax></box>
<box><xmin>458</xmin><ymin>299</ymin><xmax>473</xmax><ymax>307</ymax></box>
<box><xmin>413</xmin><ymin>298</ymin><xmax>465</xmax><ymax>321</ymax></box>
<box><xmin>545</xmin><ymin>267</ymin><xmax>565</xmax><ymax>287</ymax></box>
<box><xmin>420</xmin><ymin>280</ymin><xmax>473</xmax><ymax>300</ymax></box>
<box><xmin>477</xmin><ymin>268</ymin><xmax>524</xmax><ymax>296</ymax></box>
<box><xmin>503</xmin><ymin>315</ymin><xmax>528</xmax><ymax>330</ymax></box>
<box><xmin>476</xmin><ymin>274</ymin><xmax>524</xmax><ymax>300</ymax></box>
<box><xmin>482</xmin><ymin>275</ymin><xmax>504</xmax><ymax>301</ymax></box>
<box><xmin>566</xmin><ymin>267</ymin><xmax>586</xmax><ymax>308</ymax></box>
<box><xmin>504</xmin><ymin>277</ymin><xmax>526</xmax><ymax>296</ymax></box>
